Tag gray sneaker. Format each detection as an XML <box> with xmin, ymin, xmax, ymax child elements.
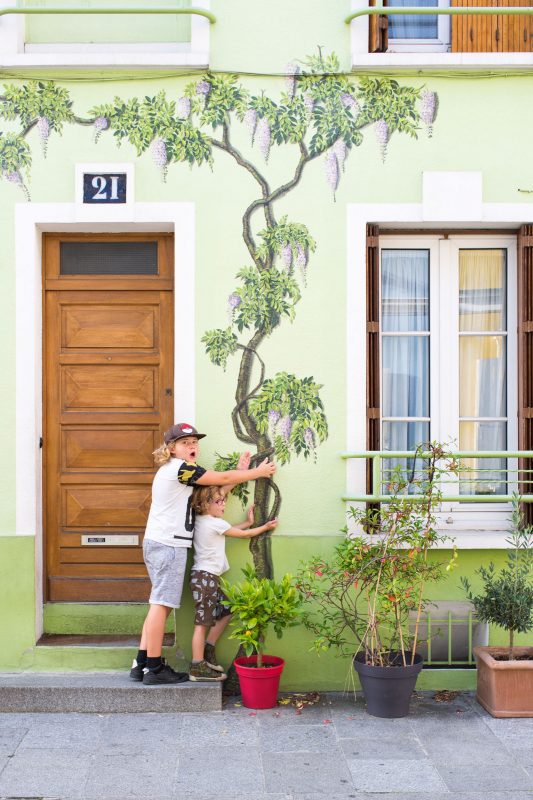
<box><xmin>189</xmin><ymin>660</ymin><xmax>227</xmax><ymax>682</ymax></box>
<box><xmin>204</xmin><ymin>643</ymin><xmax>224</xmax><ymax>673</ymax></box>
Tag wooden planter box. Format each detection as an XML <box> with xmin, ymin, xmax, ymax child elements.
<box><xmin>474</xmin><ymin>646</ymin><xmax>533</xmax><ymax>718</ymax></box>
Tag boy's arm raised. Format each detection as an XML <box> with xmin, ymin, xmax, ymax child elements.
<box><xmin>224</xmin><ymin>518</ymin><xmax>278</xmax><ymax>539</ymax></box>
<box><xmin>195</xmin><ymin>457</ymin><xmax>276</xmax><ymax>487</ymax></box>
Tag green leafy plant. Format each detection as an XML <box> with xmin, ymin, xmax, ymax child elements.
<box><xmin>298</xmin><ymin>443</ymin><xmax>459</xmax><ymax>667</ymax></box>
<box><xmin>221</xmin><ymin>564</ymin><xmax>303</xmax><ymax>667</ymax></box>
<box><xmin>462</xmin><ymin>497</ymin><xmax>533</xmax><ymax>660</ymax></box>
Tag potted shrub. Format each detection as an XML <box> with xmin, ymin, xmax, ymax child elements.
<box><xmin>221</xmin><ymin>565</ymin><xmax>303</xmax><ymax>709</ymax></box>
<box><xmin>462</xmin><ymin>499</ymin><xmax>533</xmax><ymax>718</ymax></box>
<box><xmin>299</xmin><ymin>443</ymin><xmax>458</xmax><ymax>718</ymax></box>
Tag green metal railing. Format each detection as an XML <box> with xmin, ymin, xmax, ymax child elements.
<box><xmin>345</xmin><ymin>6</ymin><xmax>533</xmax><ymax>24</ymax></box>
<box><xmin>341</xmin><ymin>450</ymin><xmax>533</xmax><ymax>503</ymax></box>
<box><xmin>0</xmin><ymin>5</ymin><xmax>216</xmax><ymax>23</ymax></box>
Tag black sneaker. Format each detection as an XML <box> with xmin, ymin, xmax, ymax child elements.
<box><xmin>129</xmin><ymin>659</ymin><xmax>146</xmax><ymax>682</ymax></box>
<box><xmin>143</xmin><ymin>662</ymin><xmax>189</xmax><ymax>685</ymax></box>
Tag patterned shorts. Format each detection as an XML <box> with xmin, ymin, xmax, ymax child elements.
<box><xmin>190</xmin><ymin>570</ymin><xmax>231</xmax><ymax>627</ymax></box>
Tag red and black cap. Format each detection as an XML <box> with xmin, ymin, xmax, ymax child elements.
<box><xmin>164</xmin><ymin>423</ymin><xmax>206</xmax><ymax>444</ymax></box>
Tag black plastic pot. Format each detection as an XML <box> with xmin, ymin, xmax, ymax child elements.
<box><xmin>353</xmin><ymin>651</ymin><xmax>423</xmax><ymax>718</ymax></box>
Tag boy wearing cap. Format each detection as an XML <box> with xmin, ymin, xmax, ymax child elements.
<box><xmin>130</xmin><ymin>423</ymin><xmax>276</xmax><ymax>685</ymax></box>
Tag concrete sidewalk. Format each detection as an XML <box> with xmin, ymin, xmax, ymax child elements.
<box><xmin>0</xmin><ymin>691</ymin><xmax>532</xmax><ymax>799</ymax></box>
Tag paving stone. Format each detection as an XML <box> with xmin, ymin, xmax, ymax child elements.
<box><xmin>175</xmin><ymin>746</ymin><xmax>263</xmax><ymax>794</ymax></box>
<box><xmin>0</xmin><ymin>721</ymin><xmax>30</xmax><ymax>754</ymax></box>
<box><xmin>99</xmin><ymin>712</ymin><xmax>183</xmax><ymax>754</ymax></box>
<box><xmin>255</xmin><ymin>702</ymin><xmax>344</xmax><ymax>727</ymax></box>
<box><xmin>259</xmin><ymin>722</ymin><xmax>338</xmax><ymax>753</ymax></box>
<box><xmin>82</xmin><ymin>752</ymin><xmax>177</xmax><ymax>798</ymax></box>
<box><xmin>414</xmin><ymin>730</ymin><xmax>515</xmax><ymax>764</ymax></box>
<box><xmin>340</xmin><ymin>733</ymin><xmax>426</xmax><ymax>760</ymax></box>
<box><xmin>262</xmin><ymin>751</ymin><xmax>354</xmax><ymax>794</ymax></box>
<box><xmin>437</xmin><ymin>762</ymin><xmax>533</xmax><ymax>792</ymax></box>
<box><xmin>347</xmin><ymin>758</ymin><xmax>448</xmax><ymax>793</ymax></box>
<box><xmin>332</xmin><ymin>711</ymin><xmax>413</xmax><ymax>739</ymax></box>
<box><xmin>179</xmin><ymin>712</ymin><xmax>259</xmax><ymax>748</ymax></box>
<box><xmin>17</xmin><ymin>714</ymin><xmax>104</xmax><ymax>750</ymax></box>
<box><xmin>0</xmin><ymin>748</ymin><xmax>92</xmax><ymax>798</ymax></box>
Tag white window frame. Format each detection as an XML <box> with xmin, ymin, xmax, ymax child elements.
<box><xmin>380</xmin><ymin>234</ymin><xmax>517</xmax><ymax>530</ymax></box>
<box><xmin>386</xmin><ymin>0</ymin><xmax>451</xmax><ymax>53</ymax></box>
<box><xmin>0</xmin><ymin>0</ymin><xmax>210</xmax><ymax>68</ymax></box>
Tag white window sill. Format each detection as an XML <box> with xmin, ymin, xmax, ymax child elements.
<box><xmin>351</xmin><ymin>51</ymin><xmax>533</xmax><ymax>69</ymax></box>
<box><xmin>0</xmin><ymin>51</ymin><xmax>209</xmax><ymax>68</ymax></box>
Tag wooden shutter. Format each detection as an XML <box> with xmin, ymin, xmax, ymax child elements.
<box><xmin>369</xmin><ymin>0</ymin><xmax>389</xmax><ymax>53</ymax></box>
<box><xmin>452</xmin><ymin>0</ymin><xmax>533</xmax><ymax>53</ymax></box>
<box><xmin>366</xmin><ymin>224</ymin><xmax>380</xmax><ymax>495</ymax></box>
<box><xmin>518</xmin><ymin>224</ymin><xmax>533</xmax><ymax>523</ymax></box>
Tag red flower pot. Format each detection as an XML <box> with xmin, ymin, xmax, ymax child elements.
<box><xmin>234</xmin><ymin>655</ymin><xmax>285</xmax><ymax>709</ymax></box>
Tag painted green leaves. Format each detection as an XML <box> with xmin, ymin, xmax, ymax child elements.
<box><xmin>249</xmin><ymin>373</ymin><xmax>328</xmax><ymax>465</ymax></box>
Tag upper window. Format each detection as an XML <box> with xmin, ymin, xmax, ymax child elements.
<box><xmin>0</xmin><ymin>0</ymin><xmax>210</xmax><ymax>66</ymax></box>
<box><xmin>386</xmin><ymin>0</ymin><xmax>450</xmax><ymax>52</ymax></box>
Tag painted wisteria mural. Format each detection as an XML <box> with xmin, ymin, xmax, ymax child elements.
<box><xmin>0</xmin><ymin>51</ymin><xmax>438</xmax><ymax>582</ymax></box>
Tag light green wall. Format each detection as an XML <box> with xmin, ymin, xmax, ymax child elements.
<box><xmin>0</xmin><ymin>0</ymin><xmax>532</xmax><ymax>679</ymax></box>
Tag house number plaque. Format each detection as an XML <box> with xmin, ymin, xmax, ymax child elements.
<box><xmin>83</xmin><ymin>172</ymin><xmax>127</xmax><ymax>204</ymax></box>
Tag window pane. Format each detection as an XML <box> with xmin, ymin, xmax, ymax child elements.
<box><xmin>382</xmin><ymin>421</ymin><xmax>430</xmax><ymax>493</ymax></box>
<box><xmin>382</xmin><ymin>337</ymin><xmax>429</xmax><ymax>417</ymax></box>
<box><xmin>381</xmin><ymin>249</ymin><xmax>429</xmax><ymax>332</ymax></box>
<box><xmin>459</xmin><ymin>336</ymin><xmax>506</xmax><ymax>418</ymax></box>
<box><xmin>459</xmin><ymin>421</ymin><xmax>507</xmax><ymax>495</ymax></box>
<box><xmin>388</xmin><ymin>0</ymin><xmax>438</xmax><ymax>40</ymax></box>
<box><xmin>459</xmin><ymin>249</ymin><xmax>506</xmax><ymax>332</ymax></box>
<box><xmin>60</xmin><ymin>242</ymin><xmax>158</xmax><ymax>275</ymax></box>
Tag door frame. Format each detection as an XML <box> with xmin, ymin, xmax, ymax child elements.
<box><xmin>15</xmin><ymin>201</ymin><xmax>196</xmax><ymax>639</ymax></box>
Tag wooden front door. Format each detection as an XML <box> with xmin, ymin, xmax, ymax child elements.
<box><xmin>43</xmin><ymin>234</ymin><xmax>174</xmax><ymax>602</ymax></box>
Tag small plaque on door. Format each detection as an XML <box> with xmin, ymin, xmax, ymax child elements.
<box><xmin>82</xmin><ymin>534</ymin><xmax>139</xmax><ymax>546</ymax></box>
<box><xmin>83</xmin><ymin>173</ymin><xmax>127</xmax><ymax>204</ymax></box>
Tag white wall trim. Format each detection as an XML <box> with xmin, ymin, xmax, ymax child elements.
<box><xmin>15</xmin><ymin>200</ymin><xmax>195</xmax><ymax>636</ymax></box>
<box><xmin>346</xmin><ymin>197</ymin><xmax>533</xmax><ymax>550</ymax></box>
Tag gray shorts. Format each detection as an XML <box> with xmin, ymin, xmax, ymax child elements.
<box><xmin>143</xmin><ymin>539</ymin><xmax>188</xmax><ymax>609</ymax></box>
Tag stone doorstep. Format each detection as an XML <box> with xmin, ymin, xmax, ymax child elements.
<box><xmin>0</xmin><ymin>672</ymin><xmax>222</xmax><ymax>713</ymax></box>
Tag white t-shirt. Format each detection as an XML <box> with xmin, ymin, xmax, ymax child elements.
<box><xmin>192</xmin><ymin>514</ymin><xmax>232</xmax><ymax>576</ymax></box>
<box><xmin>144</xmin><ymin>458</ymin><xmax>206</xmax><ymax>548</ymax></box>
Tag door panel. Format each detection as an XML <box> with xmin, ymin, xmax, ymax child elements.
<box><xmin>43</xmin><ymin>234</ymin><xmax>173</xmax><ymax>602</ymax></box>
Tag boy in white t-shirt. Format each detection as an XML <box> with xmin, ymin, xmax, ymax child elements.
<box><xmin>188</xmin><ymin>485</ymin><xmax>278</xmax><ymax>681</ymax></box>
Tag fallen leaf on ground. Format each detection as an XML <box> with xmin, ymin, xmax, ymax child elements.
<box><xmin>433</xmin><ymin>690</ymin><xmax>461</xmax><ymax>703</ymax></box>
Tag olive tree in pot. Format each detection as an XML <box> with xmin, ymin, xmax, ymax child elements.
<box><xmin>299</xmin><ymin>443</ymin><xmax>458</xmax><ymax>718</ymax></box>
<box><xmin>462</xmin><ymin>499</ymin><xmax>533</xmax><ymax>718</ymax></box>
<box><xmin>221</xmin><ymin>565</ymin><xmax>303</xmax><ymax>709</ymax></box>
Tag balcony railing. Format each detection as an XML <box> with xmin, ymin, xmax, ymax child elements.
<box><xmin>341</xmin><ymin>450</ymin><xmax>533</xmax><ymax>503</ymax></box>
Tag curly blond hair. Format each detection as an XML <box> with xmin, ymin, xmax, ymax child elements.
<box><xmin>152</xmin><ymin>439</ymin><xmax>178</xmax><ymax>467</ymax></box>
<box><xmin>191</xmin><ymin>485</ymin><xmax>223</xmax><ymax>516</ymax></box>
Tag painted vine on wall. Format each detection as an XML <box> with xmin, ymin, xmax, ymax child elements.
<box><xmin>0</xmin><ymin>52</ymin><xmax>438</xmax><ymax>582</ymax></box>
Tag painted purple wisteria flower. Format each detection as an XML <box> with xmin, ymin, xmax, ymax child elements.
<box><xmin>281</xmin><ymin>243</ymin><xmax>293</xmax><ymax>271</ymax></box>
<box><xmin>285</xmin><ymin>61</ymin><xmax>301</xmax><ymax>99</ymax></box>
<box><xmin>420</xmin><ymin>90</ymin><xmax>437</xmax><ymax>137</ymax></box>
<box><xmin>296</xmin><ymin>245</ymin><xmax>308</xmax><ymax>284</ymax></box>
<box><xmin>227</xmin><ymin>292</ymin><xmax>242</xmax><ymax>323</ymax></box>
<box><xmin>304</xmin><ymin>427</ymin><xmax>317</xmax><ymax>461</ymax></box>
<box><xmin>333</xmin><ymin>138</ymin><xmax>347</xmax><ymax>172</ymax></box>
<box><xmin>93</xmin><ymin>115</ymin><xmax>109</xmax><ymax>143</ymax></box>
<box><xmin>177</xmin><ymin>96</ymin><xmax>191</xmax><ymax>120</ymax></box>
<box><xmin>324</xmin><ymin>149</ymin><xmax>340</xmax><ymax>198</ymax></box>
<box><xmin>279</xmin><ymin>415</ymin><xmax>293</xmax><ymax>443</ymax></box>
<box><xmin>244</xmin><ymin>108</ymin><xmax>258</xmax><ymax>145</ymax></box>
<box><xmin>37</xmin><ymin>116</ymin><xmax>50</xmax><ymax>157</ymax></box>
<box><xmin>341</xmin><ymin>92</ymin><xmax>360</xmax><ymax>118</ymax></box>
<box><xmin>5</xmin><ymin>170</ymin><xmax>30</xmax><ymax>200</ymax></box>
<box><xmin>151</xmin><ymin>137</ymin><xmax>168</xmax><ymax>181</ymax></box>
<box><xmin>256</xmin><ymin>116</ymin><xmax>271</xmax><ymax>162</ymax></box>
<box><xmin>196</xmin><ymin>80</ymin><xmax>211</xmax><ymax>96</ymax></box>
<box><xmin>268</xmin><ymin>409</ymin><xmax>281</xmax><ymax>436</ymax></box>
<box><xmin>374</xmin><ymin>119</ymin><xmax>390</xmax><ymax>162</ymax></box>
<box><xmin>303</xmin><ymin>92</ymin><xmax>315</xmax><ymax>114</ymax></box>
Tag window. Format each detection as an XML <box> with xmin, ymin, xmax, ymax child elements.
<box><xmin>386</xmin><ymin>0</ymin><xmax>450</xmax><ymax>52</ymax></box>
<box><xmin>378</xmin><ymin>235</ymin><xmax>517</xmax><ymax>521</ymax></box>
